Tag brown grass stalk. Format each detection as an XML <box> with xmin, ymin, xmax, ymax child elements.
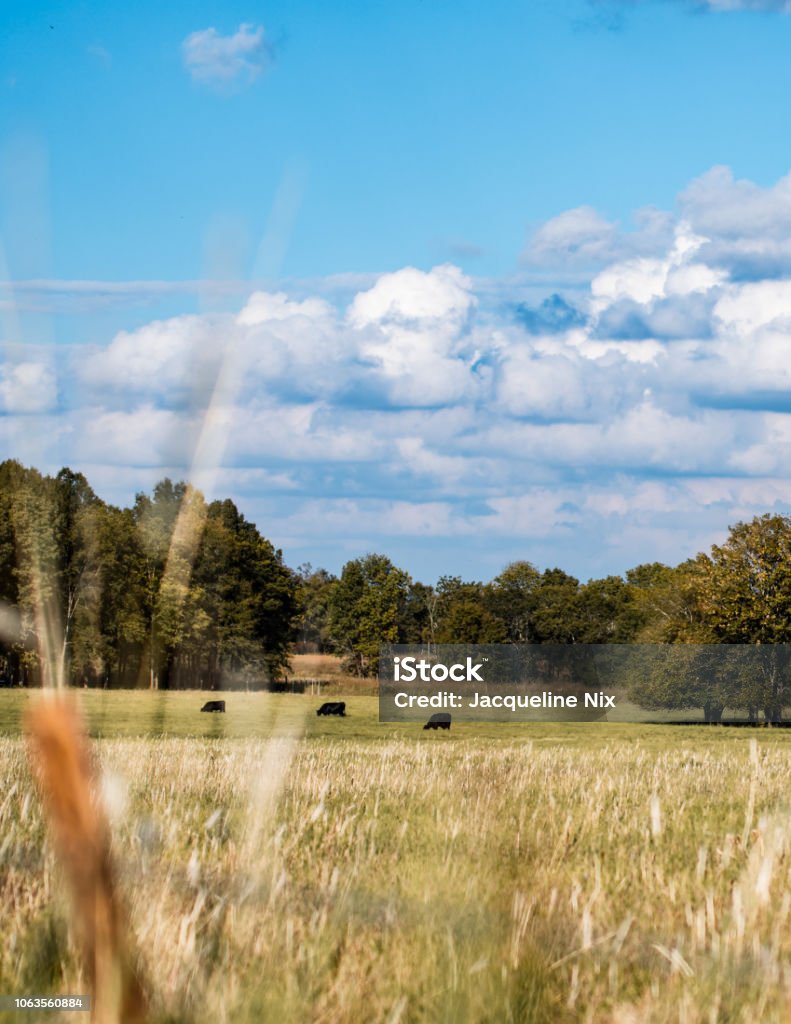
<box><xmin>25</xmin><ymin>694</ymin><xmax>147</xmax><ymax>1024</ymax></box>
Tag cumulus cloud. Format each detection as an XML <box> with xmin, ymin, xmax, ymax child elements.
<box><xmin>524</xmin><ymin>167</ymin><xmax>791</xmax><ymax>281</ymax></box>
<box><xmin>348</xmin><ymin>264</ymin><xmax>475</xmax><ymax>327</ymax></box>
<box><xmin>674</xmin><ymin>166</ymin><xmax>791</xmax><ymax>277</ymax></box>
<box><xmin>182</xmin><ymin>23</ymin><xmax>271</xmax><ymax>90</ymax></box>
<box><xmin>0</xmin><ymin>361</ymin><xmax>57</xmax><ymax>413</ymax></box>
<box><xmin>17</xmin><ymin>165</ymin><xmax>791</xmax><ymax>579</ymax></box>
<box><xmin>237</xmin><ymin>292</ymin><xmax>333</xmax><ymax>326</ymax></box>
<box><xmin>347</xmin><ymin>265</ymin><xmax>483</xmax><ymax>407</ymax></box>
<box><xmin>523</xmin><ymin>205</ymin><xmax>673</xmax><ymax>269</ymax></box>
<box><xmin>523</xmin><ymin>206</ymin><xmax>619</xmax><ymax>268</ymax></box>
<box><xmin>80</xmin><ymin>314</ymin><xmax>227</xmax><ymax>400</ymax></box>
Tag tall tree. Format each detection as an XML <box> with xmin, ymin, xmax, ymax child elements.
<box><xmin>132</xmin><ymin>479</ymin><xmax>189</xmax><ymax>688</ymax></box>
<box><xmin>327</xmin><ymin>554</ymin><xmax>411</xmax><ymax>676</ymax></box>
<box><xmin>402</xmin><ymin>581</ymin><xmax>437</xmax><ymax>646</ymax></box>
<box><xmin>0</xmin><ymin>464</ymin><xmax>299</xmax><ymax>689</ymax></box>
<box><xmin>486</xmin><ymin>561</ymin><xmax>541</xmax><ymax>643</ymax></box>
<box><xmin>531</xmin><ymin>569</ymin><xmax>581</xmax><ymax>643</ymax></box>
<box><xmin>294</xmin><ymin>564</ymin><xmax>337</xmax><ymax>652</ymax></box>
<box><xmin>575</xmin><ymin>575</ymin><xmax>642</xmax><ymax>643</ymax></box>
<box><xmin>626</xmin><ymin>645</ymin><xmax>744</xmax><ymax>723</ymax></box>
<box><xmin>694</xmin><ymin>515</ymin><xmax>791</xmax><ymax>643</ymax></box>
<box><xmin>52</xmin><ymin>468</ymin><xmax>105</xmax><ymax>685</ymax></box>
<box><xmin>0</xmin><ymin>462</ymin><xmax>60</xmax><ymax>684</ymax></box>
<box><xmin>433</xmin><ymin>576</ymin><xmax>506</xmax><ymax>643</ymax></box>
<box><xmin>687</xmin><ymin>515</ymin><xmax>791</xmax><ymax>719</ymax></box>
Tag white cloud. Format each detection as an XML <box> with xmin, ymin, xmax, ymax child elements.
<box><xmin>181</xmin><ymin>23</ymin><xmax>270</xmax><ymax>90</ymax></box>
<box><xmin>282</xmin><ymin>498</ymin><xmax>464</xmax><ymax>539</ymax></box>
<box><xmin>496</xmin><ymin>348</ymin><xmax>595</xmax><ymax>420</ymax></box>
<box><xmin>348</xmin><ymin>264</ymin><xmax>475</xmax><ymax>327</ymax></box>
<box><xmin>523</xmin><ymin>205</ymin><xmax>673</xmax><ymax>269</ymax></box>
<box><xmin>713</xmin><ymin>280</ymin><xmax>791</xmax><ymax>332</ymax></box>
<box><xmin>78</xmin><ymin>296</ymin><xmax>351</xmax><ymax>405</ymax></box>
<box><xmin>59</xmin><ymin>213</ymin><xmax>791</xmax><ymax>499</ymax></box>
<box><xmin>0</xmin><ymin>361</ymin><xmax>56</xmax><ymax>413</ymax></box>
<box><xmin>237</xmin><ymin>291</ymin><xmax>333</xmax><ymax>326</ymax></box>
<box><xmin>590</xmin><ymin>220</ymin><xmax>704</xmax><ymax>298</ymax></box>
<box><xmin>18</xmin><ymin>166</ymin><xmax>791</xmax><ymax>579</ymax></box>
<box><xmin>484</xmin><ymin>491</ymin><xmax>581</xmax><ymax>536</ymax></box>
<box><xmin>523</xmin><ymin>206</ymin><xmax>619</xmax><ymax>268</ymax></box>
<box><xmin>80</xmin><ymin>314</ymin><xmax>227</xmax><ymax>398</ymax></box>
<box><xmin>74</xmin><ymin>406</ymin><xmax>196</xmax><ymax>466</ymax></box>
<box><xmin>347</xmin><ymin>265</ymin><xmax>482</xmax><ymax>407</ymax></box>
<box><xmin>527</xmin><ymin>167</ymin><xmax>791</xmax><ymax>281</ymax></box>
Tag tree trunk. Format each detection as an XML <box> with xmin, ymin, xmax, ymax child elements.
<box><xmin>704</xmin><ymin>703</ymin><xmax>723</xmax><ymax>723</ymax></box>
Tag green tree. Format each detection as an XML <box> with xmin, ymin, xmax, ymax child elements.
<box><xmin>627</xmin><ymin>561</ymin><xmax>709</xmax><ymax>643</ymax></box>
<box><xmin>186</xmin><ymin>497</ymin><xmax>298</xmax><ymax>687</ymax></box>
<box><xmin>531</xmin><ymin>569</ymin><xmax>581</xmax><ymax>643</ymax></box>
<box><xmin>434</xmin><ymin>576</ymin><xmax>507</xmax><ymax>644</ymax></box>
<box><xmin>0</xmin><ymin>463</ymin><xmax>299</xmax><ymax>690</ymax></box>
<box><xmin>688</xmin><ymin>515</ymin><xmax>791</xmax><ymax>719</ymax></box>
<box><xmin>0</xmin><ymin>462</ymin><xmax>61</xmax><ymax>684</ymax></box>
<box><xmin>401</xmin><ymin>581</ymin><xmax>437</xmax><ymax>646</ymax></box>
<box><xmin>486</xmin><ymin>561</ymin><xmax>541</xmax><ymax>642</ymax></box>
<box><xmin>52</xmin><ymin>468</ymin><xmax>105</xmax><ymax>685</ymax></box>
<box><xmin>94</xmin><ymin>504</ymin><xmax>148</xmax><ymax>687</ymax></box>
<box><xmin>132</xmin><ymin>479</ymin><xmax>189</xmax><ymax>688</ymax></box>
<box><xmin>294</xmin><ymin>564</ymin><xmax>337</xmax><ymax>652</ymax></box>
<box><xmin>626</xmin><ymin>645</ymin><xmax>742</xmax><ymax>723</ymax></box>
<box><xmin>327</xmin><ymin>554</ymin><xmax>411</xmax><ymax>676</ymax></box>
<box><xmin>575</xmin><ymin>575</ymin><xmax>642</xmax><ymax>643</ymax></box>
<box><xmin>435</xmin><ymin>599</ymin><xmax>507</xmax><ymax>643</ymax></box>
<box><xmin>695</xmin><ymin>515</ymin><xmax>791</xmax><ymax>643</ymax></box>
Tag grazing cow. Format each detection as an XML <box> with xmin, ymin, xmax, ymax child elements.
<box><xmin>200</xmin><ymin>700</ymin><xmax>226</xmax><ymax>713</ymax></box>
<box><xmin>316</xmin><ymin>701</ymin><xmax>346</xmax><ymax>717</ymax></box>
<box><xmin>424</xmin><ymin>713</ymin><xmax>451</xmax><ymax>731</ymax></box>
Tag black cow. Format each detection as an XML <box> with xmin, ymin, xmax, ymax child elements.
<box><xmin>201</xmin><ymin>700</ymin><xmax>226</xmax><ymax>713</ymax></box>
<box><xmin>424</xmin><ymin>713</ymin><xmax>451</xmax><ymax>731</ymax></box>
<box><xmin>316</xmin><ymin>701</ymin><xmax>346</xmax><ymax>717</ymax></box>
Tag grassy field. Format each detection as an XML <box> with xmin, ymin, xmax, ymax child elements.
<box><xmin>3</xmin><ymin>691</ymin><xmax>791</xmax><ymax>1022</ymax></box>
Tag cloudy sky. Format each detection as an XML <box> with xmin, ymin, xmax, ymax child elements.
<box><xmin>3</xmin><ymin>0</ymin><xmax>791</xmax><ymax>583</ymax></box>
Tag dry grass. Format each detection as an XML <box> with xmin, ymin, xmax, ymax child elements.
<box><xmin>24</xmin><ymin>695</ymin><xmax>147</xmax><ymax>1024</ymax></box>
<box><xmin>4</xmin><ymin>719</ymin><xmax>791</xmax><ymax>1022</ymax></box>
<box><xmin>288</xmin><ymin>653</ymin><xmax>349</xmax><ymax>679</ymax></box>
<box><xmin>288</xmin><ymin>653</ymin><xmax>375</xmax><ymax>694</ymax></box>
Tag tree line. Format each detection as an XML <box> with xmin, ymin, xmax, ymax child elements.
<box><xmin>2</xmin><ymin>460</ymin><xmax>791</xmax><ymax>699</ymax></box>
<box><xmin>302</xmin><ymin>514</ymin><xmax>791</xmax><ymax>674</ymax></box>
<box><xmin>0</xmin><ymin>462</ymin><xmax>296</xmax><ymax>688</ymax></box>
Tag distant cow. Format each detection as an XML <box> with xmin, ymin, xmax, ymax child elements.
<box><xmin>316</xmin><ymin>701</ymin><xmax>346</xmax><ymax>717</ymax></box>
<box><xmin>424</xmin><ymin>713</ymin><xmax>451</xmax><ymax>731</ymax></box>
<box><xmin>201</xmin><ymin>700</ymin><xmax>226</xmax><ymax>713</ymax></box>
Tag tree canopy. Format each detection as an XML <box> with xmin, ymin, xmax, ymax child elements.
<box><xmin>0</xmin><ymin>461</ymin><xmax>297</xmax><ymax>688</ymax></box>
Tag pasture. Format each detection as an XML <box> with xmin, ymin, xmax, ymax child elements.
<box><xmin>2</xmin><ymin>691</ymin><xmax>791</xmax><ymax>1022</ymax></box>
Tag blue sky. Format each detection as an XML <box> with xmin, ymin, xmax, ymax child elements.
<box><xmin>4</xmin><ymin>0</ymin><xmax>791</xmax><ymax>583</ymax></box>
